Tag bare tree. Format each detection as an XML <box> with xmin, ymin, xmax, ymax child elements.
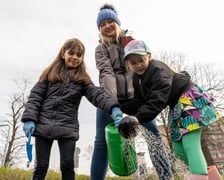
<box><xmin>189</xmin><ymin>62</ymin><xmax>224</xmax><ymax>112</ymax></box>
<box><xmin>0</xmin><ymin>124</ymin><xmax>10</xmax><ymax>166</ymax></box>
<box><xmin>158</xmin><ymin>51</ymin><xmax>187</xmax><ymax>72</ymax></box>
<box><xmin>1</xmin><ymin>78</ymin><xmax>31</xmax><ymax>167</ymax></box>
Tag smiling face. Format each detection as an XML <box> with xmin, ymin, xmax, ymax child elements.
<box><xmin>126</xmin><ymin>54</ymin><xmax>151</xmax><ymax>75</ymax></box>
<box><xmin>100</xmin><ymin>19</ymin><xmax>116</xmax><ymax>38</ymax></box>
<box><xmin>62</xmin><ymin>46</ymin><xmax>83</xmax><ymax>69</ymax></box>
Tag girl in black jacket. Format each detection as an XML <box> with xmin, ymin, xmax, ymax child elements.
<box><xmin>121</xmin><ymin>40</ymin><xmax>221</xmax><ymax>180</ymax></box>
<box><xmin>21</xmin><ymin>38</ymin><xmax>122</xmax><ymax>180</ymax></box>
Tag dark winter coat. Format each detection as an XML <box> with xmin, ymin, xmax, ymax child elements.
<box><xmin>21</xmin><ymin>80</ymin><xmax>119</xmax><ymax>140</ymax></box>
<box><xmin>121</xmin><ymin>59</ymin><xmax>191</xmax><ymax>123</ymax></box>
<box><xmin>95</xmin><ymin>32</ymin><xmax>134</xmax><ymax>101</ymax></box>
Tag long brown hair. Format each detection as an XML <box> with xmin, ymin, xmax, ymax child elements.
<box><xmin>39</xmin><ymin>38</ymin><xmax>91</xmax><ymax>84</ymax></box>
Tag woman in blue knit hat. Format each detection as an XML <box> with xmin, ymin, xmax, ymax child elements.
<box><xmin>90</xmin><ymin>4</ymin><xmax>173</xmax><ymax>180</ymax></box>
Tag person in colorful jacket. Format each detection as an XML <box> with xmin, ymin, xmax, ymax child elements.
<box><xmin>21</xmin><ymin>38</ymin><xmax>122</xmax><ymax>180</ymax></box>
<box><xmin>90</xmin><ymin>4</ymin><xmax>173</xmax><ymax>180</ymax></box>
<box><xmin>121</xmin><ymin>39</ymin><xmax>221</xmax><ymax>180</ymax></box>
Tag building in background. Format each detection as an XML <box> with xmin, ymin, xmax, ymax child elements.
<box><xmin>158</xmin><ymin>118</ymin><xmax>224</xmax><ymax>173</ymax></box>
<box><xmin>202</xmin><ymin>119</ymin><xmax>224</xmax><ymax>173</ymax></box>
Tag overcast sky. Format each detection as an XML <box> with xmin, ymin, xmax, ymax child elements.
<box><xmin>0</xmin><ymin>0</ymin><xmax>224</xmax><ymax>175</ymax></box>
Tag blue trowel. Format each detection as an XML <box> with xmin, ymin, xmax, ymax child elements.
<box><xmin>26</xmin><ymin>131</ymin><xmax>32</xmax><ymax>166</ymax></box>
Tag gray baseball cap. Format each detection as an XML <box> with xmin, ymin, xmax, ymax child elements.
<box><xmin>123</xmin><ymin>40</ymin><xmax>151</xmax><ymax>60</ymax></box>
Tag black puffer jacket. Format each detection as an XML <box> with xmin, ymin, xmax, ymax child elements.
<box><xmin>21</xmin><ymin>80</ymin><xmax>119</xmax><ymax>140</ymax></box>
<box><xmin>121</xmin><ymin>59</ymin><xmax>191</xmax><ymax>123</ymax></box>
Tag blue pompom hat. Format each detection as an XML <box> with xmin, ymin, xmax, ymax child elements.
<box><xmin>97</xmin><ymin>4</ymin><xmax>121</xmax><ymax>30</ymax></box>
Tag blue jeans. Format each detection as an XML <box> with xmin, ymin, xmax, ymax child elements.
<box><xmin>90</xmin><ymin>108</ymin><xmax>173</xmax><ymax>180</ymax></box>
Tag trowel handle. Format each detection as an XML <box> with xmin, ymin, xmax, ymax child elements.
<box><xmin>28</xmin><ymin>131</ymin><xmax>31</xmax><ymax>144</ymax></box>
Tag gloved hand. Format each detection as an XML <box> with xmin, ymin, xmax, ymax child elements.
<box><xmin>111</xmin><ymin>107</ymin><xmax>123</xmax><ymax>127</ymax></box>
<box><xmin>118</xmin><ymin>116</ymin><xmax>140</xmax><ymax>139</ymax></box>
<box><xmin>23</xmin><ymin>121</ymin><xmax>35</xmax><ymax>137</ymax></box>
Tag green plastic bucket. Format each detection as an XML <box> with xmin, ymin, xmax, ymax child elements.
<box><xmin>105</xmin><ymin>123</ymin><xmax>138</xmax><ymax>176</ymax></box>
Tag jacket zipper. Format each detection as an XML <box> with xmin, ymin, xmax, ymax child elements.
<box><xmin>124</xmin><ymin>74</ymin><xmax>128</xmax><ymax>99</ymax></box>
<box><xmin>139</xmin><ymin>78</ymin><xmax>144</xmax><ymax>98</ymax></box>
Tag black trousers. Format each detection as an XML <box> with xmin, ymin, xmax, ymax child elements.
<box><xmin>32</xmin><ymin>135</ymin><xmax>76</xmax><ymax>180</ymax></box>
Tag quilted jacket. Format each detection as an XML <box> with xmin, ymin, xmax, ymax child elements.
<box><xmin>21</xmin><ymin>80</ymin><xmax>119</xmax><ymax>140</ymax></box>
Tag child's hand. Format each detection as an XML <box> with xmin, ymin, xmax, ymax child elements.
<box><xmin>118</xmin><ymin>116</ymin><xmax>140</xmax><ymax>139</ymax></box>
<box><xmin>111</xmin><ymin>107</ymin><xmax>123</xmax><ymax>127</ymax></box>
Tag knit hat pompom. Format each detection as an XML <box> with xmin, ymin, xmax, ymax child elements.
<box><xmin>97</xmin><ymin>4</ymin><xmax>121</xmax><ymax>30</ymax></box>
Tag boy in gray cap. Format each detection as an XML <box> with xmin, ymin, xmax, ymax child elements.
<box><xmin>122</xmin><ymin>40</ymin><xmax>221</xmax><ymax>180</ymax></box>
